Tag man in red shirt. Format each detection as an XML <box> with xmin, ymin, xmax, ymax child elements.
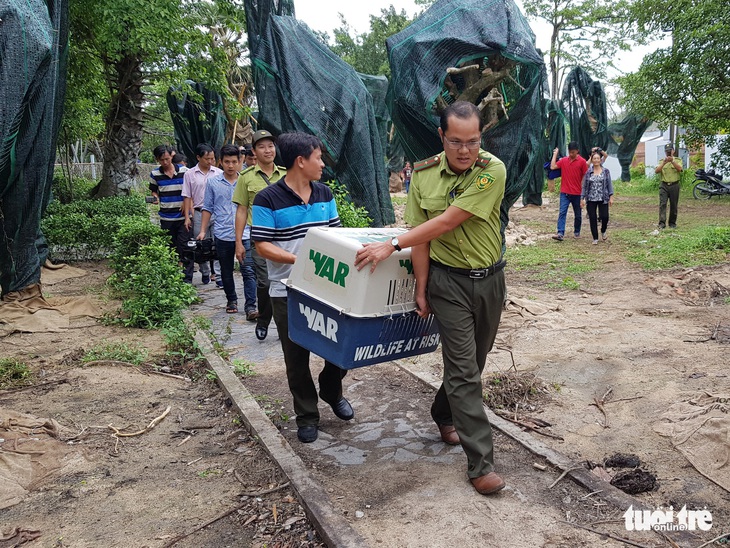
<box><xmin>550</xmin><ymin>141</ymin><xmax>588</xmax><ymax>241</ymax></box>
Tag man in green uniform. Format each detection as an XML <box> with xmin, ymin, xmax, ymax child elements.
<box><xmin>655</xmin><ymin>144</ymin><xmax>683</xmax><ymax>229</ymax></box>
<box><xmin>354</xmin><ymin>101</ymin><xmax>507</xmax><ymax>495</ymax></box>
<box><xmin>233</xmin><ymin>130</ymin><xmax>287</xmax><ymax>340</ymax></box>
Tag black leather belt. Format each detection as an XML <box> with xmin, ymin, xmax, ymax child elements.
<box><xmin>431</xmin><ymin>259</ymin><xmax>506</xmax><ymax>279</ymax></box>
<box><xmin>194</xmin><ymin>207</ymin><xmax>202</xmax><ymax>211</ymax></box>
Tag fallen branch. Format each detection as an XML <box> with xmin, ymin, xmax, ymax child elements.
<box><xmin>495</xmin><ymin>411</ymin><xmax>564</xmax><ymax>440</ymax></box>
<box><xmin>606</xmin><ymin>396</ymin><xmax>643</xmax><ymax>404</ymax></box>
<box><xmin>82</xmin><ymin>359</ymin><xmax>142</xmax><ymax>369</ymax></box>
<box><xmin>693</xmin><ymin>532</ymin><xmax>730</xmax><ymax>548</ymax></box>
<box><xmin>0</xmin><ymin>378</ymin><xmax>69</xmax><ymax>394</ymax></box>
<box><xmin>108</xmin><ymin>406</ymin><xmax>171</xmax><ymax>437</ymax></box>
<box><xmin>590</xmin><ymin>386</ymin><xmax>613</xmax><ymax>428</ymax></box>
<box><xmin>549</xmin><ymin>466</ymin><xmax>582</xmax><ymax>489</ymax></box>
<box><xmin>558</xmin><ymin>520</ymin><xmax>652</xmax><ymax>548</ymax></box>
<box><xmin>162</xmin><ymin>501</ymin><xmax>248</xmax><ymax>547</ymax></box>
<box><xmin>148</xmin><ymin>370</ymin><xmax>190</xmax><ymax>382</ymax></box>
<box><xmin>240</xmin><ymin>482</ymin><xmax>291</xmax><ymax>498</ymax></box>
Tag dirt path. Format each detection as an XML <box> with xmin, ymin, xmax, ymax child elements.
<box><xmin>0</xmin><ymin>266</ymin><xmax>323</xmax><ymax>548</ymax></box>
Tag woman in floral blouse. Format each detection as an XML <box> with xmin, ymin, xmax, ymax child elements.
<box><xmin>580</xmin><ymin>151</ymin><xmax>614</xmax><ymax>244</ymax></box>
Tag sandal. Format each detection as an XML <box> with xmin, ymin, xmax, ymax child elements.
<box><xmin>226</xmin><ymin>302</ymin><xmax>238</xmax><ymax>314</ymax></box>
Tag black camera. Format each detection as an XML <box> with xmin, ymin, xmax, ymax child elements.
<box><xmin>184</xmin><ymin>239</ymin><xmax>217</xmax><ymax>262</ymax></box>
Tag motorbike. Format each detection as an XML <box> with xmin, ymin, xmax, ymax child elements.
<box><xmin>692</xmin><ymin>168</ymin><xmax>730</xmax><ymax>199</ymax></box>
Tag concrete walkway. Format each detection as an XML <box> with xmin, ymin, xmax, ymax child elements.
<box><xmin>190</xmin><ymin>273</ymin><xmax>696</xmax><ymax>548</ymax></box>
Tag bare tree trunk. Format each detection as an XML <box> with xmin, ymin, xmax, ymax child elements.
<box><xmin>96</xmin><ymin>54</ymin><xmax>145</xmax><ymax>197</ymax></box>
<box><xmin>550</xmin><ymin>27</ymin><xmax>560</xmax><ymax>100</ymax></box>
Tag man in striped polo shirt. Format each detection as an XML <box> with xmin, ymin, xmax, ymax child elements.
<box><xmin>149</xmin><ymin>144</ymin><xmax>193</xmax><ymax>281</ymax></box>
<box><xmin>251</xmin><ymin>132</ymin><xmax>353</xmax><ymax>444</ymax></box>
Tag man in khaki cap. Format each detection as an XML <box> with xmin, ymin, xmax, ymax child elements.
<box><xmin>233</xmin><ymin>130</ymin><xmax>286</xmax><ymax>338</ymax></box>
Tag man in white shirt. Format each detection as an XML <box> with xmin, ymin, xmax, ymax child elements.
<box><xmin>182</xmin><ymin>143</ymin><xmax>222</xmax><ymax>284</ymax></box>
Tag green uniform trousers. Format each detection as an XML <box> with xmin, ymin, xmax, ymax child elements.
<box><xmin>271</xmin><ymin>297</ymin><xmax>347</xmax><ymax>428</ymax></box>
<box><xmin>251</xmin><ymin>242</ymin><xmax>273</xmax><ymax>328</ymax></box>
<box><xmin>427</xmin><ymin>266</ymin><xmax>506</xmax><ymax>478</ymax></box>
<box><xmin>659</xmin><ymin>181</ymin><xmax>680</xmax><ymax>228</ymax></box>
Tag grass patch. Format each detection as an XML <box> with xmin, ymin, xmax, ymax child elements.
<box><xmin>616</xmin><ymin>226</ymin><xmax>730</xmax><ymax>270</ymax></box>
<box><xmin>0</xmin><ymin>358</ymin><xmax>33</xmax><ymax>389</ymax></box>
<box><xmin>254</xmin><ymin>395</ymin><xmax>291</xmax><ymax>424</ymax></box>
<box><xmin>82</xmin><ymin>342</ymin><xmax>149</xmax><ymax>366</ymax></box>
<box><xmin>232</xmin><ymin>359</ymin><xmax>255</xmax><ymax>377</ymax></box>
<box><xmin>391</xmin><ymin>195</ymin><xmax>408</xmax><ymax>206</ymax></box>
<box><xmin>506</xmin><ymin>242</ymin><xmax>599</xmax><ymax>286</ymax></box>
<box><xmin>613</xmin><ymin>175</ymin><xmax>660</xmax><ymax>196</ymax></box>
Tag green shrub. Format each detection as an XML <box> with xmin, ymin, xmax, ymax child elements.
<box><xmin>161</xmin><ymin>314</ymin><xmax>203</xmax><ymax>364</ymax></box>
<box><xmin>42</xmin><ymin>196</ymin><xmax>150</xmax><ymax>260</ymax></box>
<box><xmin>0</xmin><ymin>358</ymin><xmax>33</xmax><ymax>389</ymax></box>
<box><xmin>108</xmin><ymin>240</ymin><xmax>197</xmax><ymax>328</ymax></box>
<box><xmin>629</xmin><ymin>163</ymin><xmax>645</xmax><ymax>180</ymax></box>
<box><xmin>326</xmin><ymin>181</ymin><xmax>373</xmax><ymax>228</ymax></box>
<box><xmin>51</xmin><ymin>175</ymin><xmax>98</xmax><ymax>204</ymax></box>
<box><xmin>110</xmin><ymin>217</ymin><xmax>169</xmax><ymax>272</ymax></box>
<box><xmin>45</xmin><ymin>195</ymin><xmax>148</xmax><ymax>218</ymax></box>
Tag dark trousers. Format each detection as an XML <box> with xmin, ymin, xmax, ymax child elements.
<box><xmin>240</xmin><ymin>239</ymin><xmax>257</xmax><ymax>313</ymax></box>
<box><xmin>251</xmin><ymin>242</ymin><xmax>273</xmax><ymax>328</ymax></box>
<box><xmin>659</xmin><ymin>182</ymin><xmax>680</xmax><ymax>227</ymax></box>
<box><xmin>215</xmin><ymin>238</ymin><xmax>237</xmax><ymax>304</ymax></box>
<box><xmin>586</xmin><ymin>201</ymin><xmax>609</xmax><ymax>240</ymax></box>
<box><xmin>428</xmin><ymin>266</ymin><xmax>506</xmax><ymax>479</ymax></box>
<box><xmin>271</xmin><ymin>297</ymin><xmax>347</xmax><ymax>427</ymax></box>
<box><xmin>161</xmin><ymin>220</ymin><xmax>193</xmax><ymax>281</ymax></box>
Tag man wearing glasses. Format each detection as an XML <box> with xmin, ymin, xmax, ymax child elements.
<box><xmin>354</xmin><ymin>101</ymin><xmax>507</xmax><ymax>496</ymax></box>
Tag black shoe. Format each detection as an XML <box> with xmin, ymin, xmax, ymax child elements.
<box><xmin>551</xmin><ymin>234</ymin><xmax>564</xmax><ymax>241</ymax></box>
<box><xmin>255</xmin><ymin>325</ymin><xmax>268</xmax><ymax>340</ymax></box>
<box><xmin>201</xmin><ymin>274</ymin><xmax>210</xmax><ymax>285</ymax></box>
<box><xmin>669</xmin><ymin>224</ymin><xmax>677</xmax><ymax>229</ymax></box>
<box><xmin>329</xmin><ymin>398</ymin><xmax>354</xmax><ymax>421</ymax></box>
<box><xmin>297</xmin><ymin>425</ymin><xmax>318</xmax><ymax>443</ymax></box>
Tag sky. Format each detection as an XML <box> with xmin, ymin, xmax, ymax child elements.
<box><xmin>295</xmin><ymin>0</ymin><xmax>422</xmax><ymax>36</ymax></box>
<box><xmin>293</xmin><ymin>0</ymin><xmax>667</xmax><ymax>85</ymax></box>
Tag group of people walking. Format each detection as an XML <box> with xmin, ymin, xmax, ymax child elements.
<box><xmin>149</xmin><ymin>131</ymin><xmax>284</xmax><ymax>341</ymax></box>
<box><xmin>550</xmin><ymin>141</ymin><xmax>683</xmax><ymax>243</ymax></box>
<box><xmin>146</xmin><ymin>112</ymin><xmax>685</xmax><ymax>501</ymax></box>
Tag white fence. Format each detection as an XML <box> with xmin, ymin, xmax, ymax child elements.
<box><xmin>54</xmin><ymin>162</ymin><xmax>159</xmax><ymax>190</ymax></box>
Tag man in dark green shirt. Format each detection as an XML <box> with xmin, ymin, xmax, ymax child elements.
<box><xmin>355</xmin><ymin>101</ymin><xmax>507</xmax><ymax>496</ymax></box>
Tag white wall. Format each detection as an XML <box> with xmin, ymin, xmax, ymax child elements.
<box><xmin>705</xmin><ymin>134</ymin><xmax>728</xmax><ymax>170</ymax></box>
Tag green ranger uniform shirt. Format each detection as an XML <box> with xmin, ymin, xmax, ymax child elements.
<box><xmin>404</xmin><ymin>150</ymin><xmax>506</xmax><ymax>269</ymax></box>
<box><xmin>232</xmin><ymin>164</ymin><xmax>287</xmax><ymax>225</ymax></box>
<box><xmin>660</xmin><ymin>161</ymin><xmax>681</xmax><ymax>184</ymax></box>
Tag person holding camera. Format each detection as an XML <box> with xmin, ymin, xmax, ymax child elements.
<box><xmin>589</xmin><ymin>146</ymin><xmax>608</xmax><ymax>165</ymax></box>
<box><xmin>655</xmin><ymin>144</ymin><xmax>683</xmax><ymax>229</ymax></box>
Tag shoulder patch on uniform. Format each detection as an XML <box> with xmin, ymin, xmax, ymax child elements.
<box><xmin>475</xmin><ymin>172</ymin><xmax>496</xmax><ymax>191</ymax></box>
<box><xmin>242</xmin><ymin>165</ymin><xmax>255</xmax><ymax>174</ymax></box>
<box><xmin>475</xmin><ymin>155</ymin><xmax>491</xmax><ymax>169</ymax></box>
<box><xmin>414</xmin><ymin>154</ymin><xmax>441</xmax><ymax>172</ymax></box>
